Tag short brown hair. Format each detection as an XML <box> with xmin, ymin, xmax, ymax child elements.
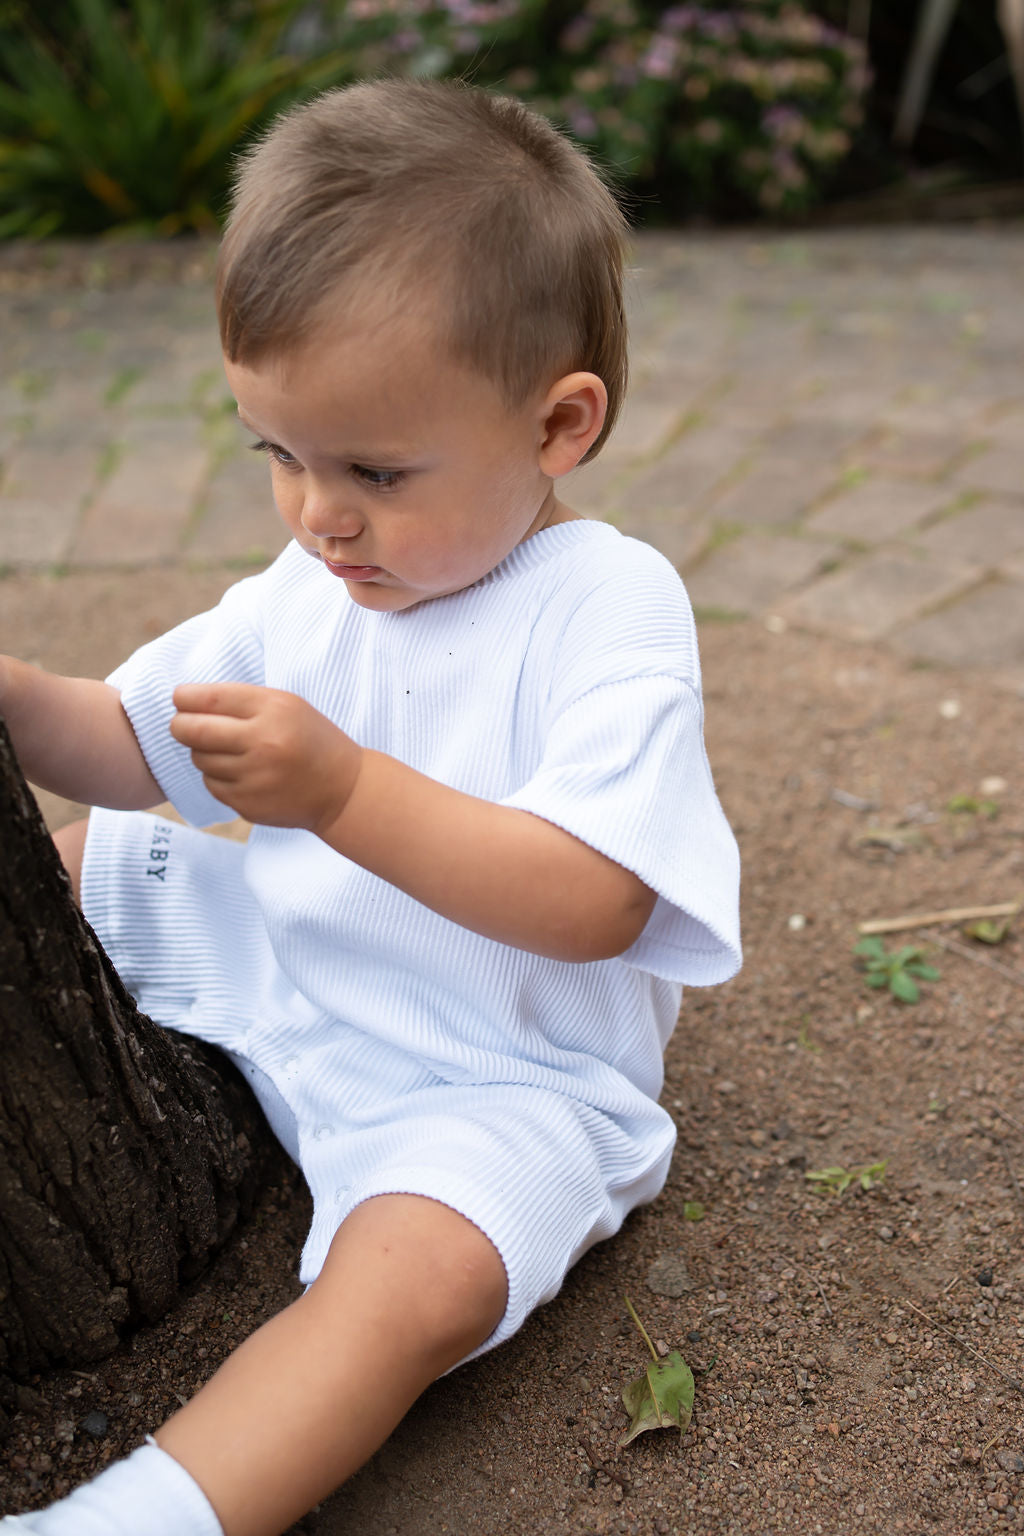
<box><xmin>216</xmin><ymin>78</ymin><xmax>628</xmax><ymax>460</ymax></box>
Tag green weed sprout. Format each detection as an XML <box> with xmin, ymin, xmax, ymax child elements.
<box><xmin>854</xmin><ymin>936</ymin><xmax>939</xmax><ymax>1003</ymax></box>
<box><xmin>947</xmin><ymin>793</ymin><xmax>999</xmax><ymax>819</ymax></box>
<box><xmin>806</xmin><ymin>1160</ymin><xmax>888</xmax><ymax>1196</ymax></box>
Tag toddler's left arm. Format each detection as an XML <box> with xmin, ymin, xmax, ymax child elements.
<box><xmin>170</xmin><ymin>681</ymin><xmax>654</xmax><ymax>962</ymax></box>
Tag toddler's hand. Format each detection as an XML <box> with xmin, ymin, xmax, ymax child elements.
<box><xmin>170</xmin><ymin>683</ymin><xmax>360</xmax><ymax>835</ymax></box>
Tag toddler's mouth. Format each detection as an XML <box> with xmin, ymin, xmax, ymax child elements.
<box><xmin>322</xmin><ymin>557</ymin><xmax>382</xmax><ymax>581</ymax></box>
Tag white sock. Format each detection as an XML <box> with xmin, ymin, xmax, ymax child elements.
<box><xmin>0</xmin><ymin>1440</ymin><xmax>223</xmax><ymax>1536</ymax></box>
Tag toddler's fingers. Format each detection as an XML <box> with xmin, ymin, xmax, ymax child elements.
<box><xmin>172</xmin><ymin>682</ymin><xmax>264</xmax><ymax>717</ymax></box>
<box><xmin>188</xmin><ymin>752</ymin><xmax>246</xmax><ymax>785</ymax></box>
<box><xmin>169</xmin><ymin>710</ymin><xmax>248</xmax><ymax>755</ymax></box>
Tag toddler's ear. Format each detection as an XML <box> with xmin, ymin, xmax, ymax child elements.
<box><xmin>537</xmin><ymin>372</ymin><xmax>607</xmax><ymax>478</ymax></box>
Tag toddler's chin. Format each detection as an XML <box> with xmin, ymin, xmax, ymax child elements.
<box><xmin>342</xmin><ymin>579</ymin><xmax>420</xmax><ymax>612</ymax></box>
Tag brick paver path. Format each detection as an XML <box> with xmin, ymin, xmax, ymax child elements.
<box><xmin>3</xmin><ymin>227</ymin><xmax>1023</xmax><ymax>689</ymax></box>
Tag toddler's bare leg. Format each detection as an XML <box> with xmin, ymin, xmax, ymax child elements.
<box><xmin>52</xmin><ymin>816</ymin><xmax>88</xmax><ymax>903</ymax></box>
<box><xmin>155</xmin><ymin>1193</ymin><xmax>508</xmax><ymax>1536</ymax></box>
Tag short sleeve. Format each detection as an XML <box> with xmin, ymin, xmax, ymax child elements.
<box><xmin>499</xmin><ymin>538</ymin><xmax>741</xmax><ymax>984</ymax></box>
<box><xmin>107</xmin><ymin>572</ymin><xmax>268</xmax><ymax>827</ymax></box>
<box><xmin>502</xmin><ymin>674</ymin><xmax>739</xmax><ymax>983</ymax></box>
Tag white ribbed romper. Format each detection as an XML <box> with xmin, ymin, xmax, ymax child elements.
<box><xmin>82</xmin><ymin>519</ymin><xmax>741</xmax><ymax>1355</ymax></box>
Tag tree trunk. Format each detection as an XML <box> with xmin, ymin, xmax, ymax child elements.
<box><xmin>0</xmin><ymin>718</ymin><xmax>284</xmax><ymax>1427</ymax></box>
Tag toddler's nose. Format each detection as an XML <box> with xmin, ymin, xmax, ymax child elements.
<box><xmin>301</xmin><ymin>490</ymin><xmax>362</xmax><ymax>542</ymax></box>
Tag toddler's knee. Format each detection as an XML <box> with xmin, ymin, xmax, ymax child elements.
<box><xmin>318</xmin><ymin>1193</ymin><xmax>508</xmax><ymax>1366</ymax></box>
<box><xmin>384</xmin><ymin>1200</ymin><xmax>508</xmax><ymax>1363</ymax></box>
<box><xmin>433</xmin><ymin>1219</ymin><xmax>508</xmax><ymax>1353</ymax></box>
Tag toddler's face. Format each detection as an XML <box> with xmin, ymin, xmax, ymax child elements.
<box><xmin>224</xmin><ymin>313</ymin><xmax>565</xmax><ymax>612</ymax></box>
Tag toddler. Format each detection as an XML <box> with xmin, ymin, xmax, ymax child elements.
<box><xmin>0</xmin><ymin>78</ymin><xmax>740</xmax><ymax>1536</ymax></box>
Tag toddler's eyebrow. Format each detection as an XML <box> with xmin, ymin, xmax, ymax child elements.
<box><xmin>235</xmin><ymin>408</ymin><xmax>423</xmax><ymax>466</ymax></box>
<box><xmin>236</xmin><ymin>408</ymin><xmax>266</xmax><ymax>436</ymax></box>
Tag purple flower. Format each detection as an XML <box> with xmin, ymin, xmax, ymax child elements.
<box><xmin>641</xmin><ymin>34</ymin><xmax>679</xmax><ymax>80</ymax></box>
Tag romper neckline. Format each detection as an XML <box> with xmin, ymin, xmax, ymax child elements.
<box><xmin>356</xmin><ymin>518</ymin><xmax>623</xmax><ymax>626</ymax></box>
<box><xmin>477</xmin><ymin>517</ymin><xmax>622</xmax><ymax>587</ymax></box>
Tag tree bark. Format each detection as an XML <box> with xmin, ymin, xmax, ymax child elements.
<box><xmin>0</xmin><ymin>717</ymin><xmax>284</xmax><ymax>1424</ymax></box>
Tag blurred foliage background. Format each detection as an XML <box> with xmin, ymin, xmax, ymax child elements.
<box><xmin>0</xmin><ymin>0</ymin><xmax>1020</xmax><ymax>237</ymax></box>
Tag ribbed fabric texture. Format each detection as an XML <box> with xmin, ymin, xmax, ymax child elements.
<box><xmin>0</xmin><ymin>1442</ymin><xmax>222</xmax><ymax>1536</ymax></box>
<box><xmin>82</xmin><ymin>520</ymin><xmax>741</xmax><ymax>1350</ymax></box>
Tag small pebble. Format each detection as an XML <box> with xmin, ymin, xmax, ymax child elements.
<box><xmin>939</xmin><ymin>698</ymin><xmax>962</xmax><ymax>719</ymax></box>
<box><xmin>977</xmin><ymin>1268</ymin><xmax>994</xmax><ymax>1287</ymax></box>
<box><xmin>878</xmin><ymin>1226</ymin><xmax>894</xmax><ymax>1242</ymax></box>
<box><xmin>646</xmin><ymin>1255</ymin><xmax>695</xmax><ymax>1298</ymax></box>
<box><xmin>80</xmin><ymin>1411</ymin><xmax>108</xmax><ymax>1438</ymax></box>
<box><xmin>997</xmin><ymin>1451</ymin><xmax>1024</xmax><ymax>1474</ymax></box>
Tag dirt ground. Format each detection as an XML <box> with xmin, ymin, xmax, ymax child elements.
<box><xmin>2</xmin><ymin>565</ymin><xmax>1024</xmax><ymax>1535</ymax></box>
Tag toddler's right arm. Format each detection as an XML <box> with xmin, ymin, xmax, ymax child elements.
<box><xmin>0</xmin><ymin>655</ymin><xmax>162</xmax><ymax>811</ymax></box>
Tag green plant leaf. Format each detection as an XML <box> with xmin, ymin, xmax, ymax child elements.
<box><xmin>0</xmin><ymin>0</ymin><xmax>362</xmax><ymax>235</ymax></box>
<box><xmin>682</xmin><ymin>1201</ymin><xmax>705</xmax><ymax>1221</ymax></box>
<box><xmin>947</xmin><ymin>794</ymin><xmax>999</xmax><ymax>819</ymax></box>
<box><xmin>620</xmin><ymin>1295</ymin><xmax>695</xmax><ymax>1447</ymax></box>
<box><xmin>893</xmin><ymin>945</ymin><xmax>924</xmax><ymax>965</ymax></box>
<box><xmin>806</xmin><ymin>1165</ymin><xmax>853</xmax><ymax>1194</ymax></box>
<box><xmin>807</xmin><ymin>1160</ymin><xmax>887</xmax><ymax>1196</ymax></box>
<box><xmin>888</xmin><ymin>969</ymin><xmax>920</xmax><ymax>1003</ymax></box>
<box><xmin>855</xmin><ymin>934</ymin><xmax>938</xmax><ymax>1001</ymax></box>
<box><xmin>966</xmin><ymin>918</ymin><xmax>1012</xmax><ymax>945</ymax></box>
<box><xmin>858</xmin><ymin>1160</ymin><xmax>888</xmax><ymax>1190</ymax></box>
<box><xmin>620</xmin><ymin>1353</ymin><xmax>695</xmax><ymax>1446</ymax></box>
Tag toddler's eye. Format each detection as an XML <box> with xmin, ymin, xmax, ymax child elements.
<box><xmin>352</xmin><ymin>464</ymin><xmax>404</xmax><ymax>491</ymax></box>
<box><xmin>250</xmin><ymin>439</ymin><xmax>299</xmax><ymax>468</ymax></box>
